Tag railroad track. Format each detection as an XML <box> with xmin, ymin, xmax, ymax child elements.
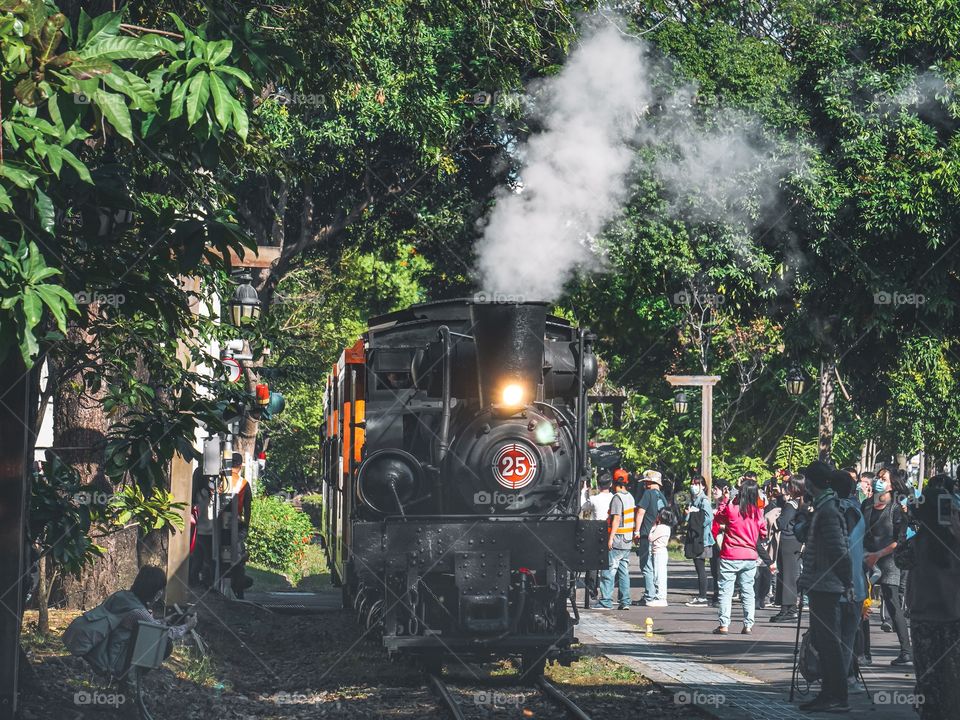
<box><xmin>428</xmin><ymin>670</ymin><xmax>592</xmax><ymax>720</ymax></box>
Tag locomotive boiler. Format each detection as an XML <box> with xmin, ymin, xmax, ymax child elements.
<box><xmin>319</xmin><ymin>298</ymin><xmax>606</xmax><ymax>677</ymax></box>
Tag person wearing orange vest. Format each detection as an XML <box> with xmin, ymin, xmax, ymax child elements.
<box><xmin>597</xmin><ymin>472</ymin><xmax>636</xmax><ymax>610</ymax></box>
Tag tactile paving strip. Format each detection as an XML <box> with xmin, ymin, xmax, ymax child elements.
<box><xmin>578</xmin><ymin>614</ymin><xmax>812</xmax><ymax>720</ymax></box>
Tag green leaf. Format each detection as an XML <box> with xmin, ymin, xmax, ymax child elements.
<box><xmin>185</xmin><ymin>56</ymin><xmax>205</xmax><ymax>76</ymax></box>
<box><xmin>77</xmin><ymin>9</ymin><xmax>92</xmax><ymax>45</ymax></box>
<box><xmin>102</xmin><ymin>69</ymin><xmax>157</xmax><ymax>112</ymax></box>
<box><xmin>139</xmin><ymin>34</ymin><xmax>180</xmax><ymax>54</ymax></box>
<box><xmin>215</xmin><ymin>65</ymin><xmax>253</xmax><ymax>89</ymax></box>
<box><xmin>205</xmin><ymin>39</ymin><xmax>233</xmax><ymax>65</ymax></box>
<box><xmin>45</xmin><ymin>145</ymin><xmax>63</xmax><ymax>176</ymax></box>
<box><xmin>169</xmin><ymin>80</ymin><xmax>188</xmax><ymax>120</ymax></box>
<box><xmin>34</xmin><ymin>187</ymin><xmax>54</xmax><ymax>235</ymax></box>
<box><xmin>231</xmin><ymin>101</ymin><xmax>249</xmax><ymax>142</ymax></box>
<box><xmin>208</xmin><ymin>70</ymin><xmax>233</xmax><ymax>131</ymax></box>
<box><xmin>94</xmin><ymin>89</ymin><xmax>133</xmax><ymax>142</ymax></box>
<box><xmin>185</xmin><ymin>72</ymin><xmax>210</xmax><ymax>127</ymax></box>
<box><xmin>60</xmin><ymin>148</ymin><xmax>93</xmax><ymax>183</ymax></box>
<box><xmin>80</xmin><ymin>36</ymin><xmax>160</xmax><ymax>61</ymax></box>
<box><xmin>0</xmin><ymin>163</ymin><xmax>38</xmax><ymax>188</ymax></box>
<box><xmin>22</xmin><ymin>290</ymin><xmax>41</xmax><ymax>330</ymax></box>
<box><xmin>80</xmin><ymin>11</ymin><xmax>122</xmax><ymax>50</ymax></box>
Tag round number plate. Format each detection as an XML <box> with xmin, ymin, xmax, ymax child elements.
<box><xmin>492</xmin><ymin>443</ymin><xmax>538</xmax><ymax>490</ymax></box>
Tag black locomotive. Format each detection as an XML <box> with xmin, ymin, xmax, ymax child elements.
<box><xmin>319</xmin><ymin>298</ymin><xmax>606</xmax><ymax>676</ymax></box>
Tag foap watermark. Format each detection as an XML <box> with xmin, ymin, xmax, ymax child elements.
<box><xmin>874</xmin><ymin>691</ymin><xmax>924</xmax><ymax>706</ymax></box>
<box><xmin>272</xmin><ymin>690</ymin><xmax>309</xmax><ymax>705</ymax></box>
<box><xmin>473</xmin><ymin>291</ymin><xmax>526</xmax><ymax>304</ymax></box>
<box><xmin>74</xmin><ymin>690</ymin><xmax>126</xmax><ymax>707</ymax></box>
<box><xmin>672</xmin><ymin>290</ymin><xmax>725</xmax><ymax>307</ymax></box>
<box><xmin>473</xmin><ymin>690</ymin><xmax>526</xmax><ymax>709</ymax></box>
<box><xmin>674</xmin><ymin>690</ymin><xmax>725</xmax><ymax>707</ymax></box>
<box><xmin>267</xmin><ymin>88</ymin><xmax>327</xmax><ymax>107</ymax></box>
<box><xmin>73</xmin><ymin>490</ymin><xmax>115</xmax><ymax>506</ymax></box>
<box><xmin>873</xmin><ymin>290</ymin><xmax>925</xmax><ymax>307</ymax></box>
<box><xmin>75</xmin><ymin>290</ymin><xmax>125</xmax><ymax>307</ymax></box>
<box><xmin>462</xmin><ymin>90</ymin><xmax>522</xmax><ymax>108</ymax></box>
<box><xmin>474</xmin><ymin>491</ymin><xmax>525</xmax><ymax>507</ymax></box>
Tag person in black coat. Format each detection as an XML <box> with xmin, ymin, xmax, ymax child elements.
<box><xmin>797</xmin><ymin>461</ymin><xmax>853</xmax><ymax>714</ymax></box>
<box><xmin>770</xmin><ymin>473</ymin><xmax>805</xmax><ymax>622</ymax></box>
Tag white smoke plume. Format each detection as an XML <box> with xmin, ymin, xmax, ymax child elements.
<box><xmin>475</xmin><ymin>24</ymin><xmax>650</xmax><ymax>301</ymax></box>
<box><xmin>475</xmin><ymin>18</ymin><xmax>806</xmax><ymax>300</ymax></box>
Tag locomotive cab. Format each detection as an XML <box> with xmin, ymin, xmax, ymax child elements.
<box><xmin>319</xmin><ymin>298</ymin><xmax>606</xmax><ymax>670</ymax></box>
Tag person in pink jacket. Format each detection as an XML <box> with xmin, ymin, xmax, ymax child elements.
<box><xmin>713</xmin><ymin>478</ymin><xmax>767</xmax><ymax>634</ymax></box>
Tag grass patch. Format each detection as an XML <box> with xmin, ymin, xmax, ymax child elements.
<box><xmin>169</xmin><ymin>645</ymin><xmax>223</xmax><ymax>690</ymax></box>
<box><xmin>248</xmin><ymin>542</ymin><xmax>330</xmax><ymax>591</ymax></box>
<box><xmin>547</xmin><ymin>653</ymin><xmax>647</xmax><ymax>687</ymax></box>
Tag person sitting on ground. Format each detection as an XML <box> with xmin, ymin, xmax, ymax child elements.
<box><xmin>713</xmin><ymin>478</ymin><xmax>766</xmax><ymax>635</ymax></box>
<box><xmin>797</xmin><ymin>461</ymin><xmax>853</xmax><ymax>714</ymax></box>
<box><xmin>903</xmin><ymin>474</ymin><xmax>960</xmax><ymax>720</ymax></box>
<box><xmin>646</xmin><ymin>507</ymin><xmax>675</xmax><ymax>607</ymax></box>
<box><xmin>65</xmin><ymin>566</ymin><xmax>197</xmax><ymax>679</ymax></box>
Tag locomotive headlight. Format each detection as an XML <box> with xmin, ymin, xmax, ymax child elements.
<box><xmin>501</xmin><ymin>383</ymin><xmax>524</xmax><ymax>407</ymax></box>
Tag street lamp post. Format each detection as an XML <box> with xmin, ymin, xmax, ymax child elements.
<box><xmin>666</xmin><ymin>375</ymin><xmax>721</xmax><ymax>493</ymax></box>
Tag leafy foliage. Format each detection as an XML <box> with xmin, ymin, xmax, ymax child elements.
<box><xmin>246</xmin><ymin>496</ymin><xmax>314</xmax><ymax>572</ymax></box>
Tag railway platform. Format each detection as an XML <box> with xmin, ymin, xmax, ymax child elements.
<box><xmin>577</xmin><ymin>558</ymin><xmax>918</xmax><ymax>720</ymax></box>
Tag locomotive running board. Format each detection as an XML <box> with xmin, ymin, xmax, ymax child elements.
<box><xmin>350</xmin><ymin>517</ymin><xmax>607</xmax><ymax>581</ymax></box>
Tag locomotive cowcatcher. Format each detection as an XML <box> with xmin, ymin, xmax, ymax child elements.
<box><xmin>319</xmin><ymin>298</ymin><xmax>606</xmax><ymax>676</ymax></box>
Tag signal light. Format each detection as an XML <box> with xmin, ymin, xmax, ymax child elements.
<box><xmin>262</xmin><ymin>391</ymin><xmax>286</xmax><ymax>420</ymax></box>
<box><xmin>255</xmin><ymin>383</ymin><xmax>270</xmax><ymax>406</ymax></box>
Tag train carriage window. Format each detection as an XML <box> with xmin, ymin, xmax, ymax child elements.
<box><xmin>373</xmin><ymin>349</ymin><xmax>415</xmax><ymax>391</ymax></box>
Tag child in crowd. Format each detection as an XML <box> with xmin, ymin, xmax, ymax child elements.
<box><xmin>646</xmin><ymin>508</ymin><xmax>676</xmax><ymax>607</ymax></box>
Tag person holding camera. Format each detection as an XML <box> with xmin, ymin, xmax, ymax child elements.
<box><xmin>796</xmin><ymin>462</ymin><xmax>853</xmax><ymax>714</ymax></box>
<box><xmin>862</xmin><ymin>473</ymin><xmax>911</xmax><ymax>665</ymax></box>
<box><xmin>902</xmin><ymin>475</ymin><xmax>960</xmax><ymax>720</ymax></box>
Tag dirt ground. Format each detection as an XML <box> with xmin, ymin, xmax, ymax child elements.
<box><xmin>17</xmin><ymin>594</ymin><xmax>703</xmax><ymax>719</ymax></box>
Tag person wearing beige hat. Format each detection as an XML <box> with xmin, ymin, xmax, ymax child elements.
<box><xmin>634</xmin><ymin>469</ymin><xmax>667</xmax><ymax>604</ymax></box>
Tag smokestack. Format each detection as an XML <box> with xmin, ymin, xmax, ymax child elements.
<box><xmin>470</xmin><ymin>301</ymin><xmax>547</xmax><ymax>409</ymax></box>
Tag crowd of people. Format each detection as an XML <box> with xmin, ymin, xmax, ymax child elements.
<box><xmin>582</xmin><ymin>461</ymin><xmax>960</xmax><ymax>718</ymax></box>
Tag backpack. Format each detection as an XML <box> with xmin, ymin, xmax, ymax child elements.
<box><xmin>63</xmin><ymin>604</ymin><xmax>124</xmax><ymax>658</ymax></box>
<box><xmin>798</xmin><ymin>630</ymin><xmax>820</xmax><ymax>685</ymax></box>
<box><xmin>63</xmin><ymin>591</ymin><xmax>143</xmax><ymax>676</ymax></box>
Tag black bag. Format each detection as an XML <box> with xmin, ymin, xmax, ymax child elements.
<box><xmin>798</xmin><ymin>630</ymin><xmax>820</xmax><ymax>685</ymax></box>
<box><xmin>683</xmin><ymin>512</ymin><xmax>705</xmax><ymax>559</ymax></box>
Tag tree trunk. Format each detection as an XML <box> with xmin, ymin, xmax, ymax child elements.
<box><xmin>0</xmin><ymin>352</ymin><xmax>32</xmax><ymax>720</ymax></box>
<box><xmin>53</xmin><ymin>318</ymin><xmax>139</xmax><ymax>608</ymax></box>
<box><xmin>818</xmin><ymin>356</ymin><xmax>836</xmax><ymax>463</ymax></box>
<box><xmin>36</xmin><ymin>556</ymin><xmax>49</xmax><ymax>637</ymax></box>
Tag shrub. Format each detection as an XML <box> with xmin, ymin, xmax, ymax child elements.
<box><xmin>301</xmin><ymin>493</ymin><xmax>323</xmax><ymax>531</ymax></box>
<box><xmin>247</xmin><ymin>496</ymin><xmax>315</xmax><ymax>572</ymax></box>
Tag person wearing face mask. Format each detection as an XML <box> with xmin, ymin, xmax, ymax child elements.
<box><xmin>796</xmin><ymin>461</ymin><xmax>854</xmax><ymax>714</ymax></box>
<box><xmin>66</xmin><ymin>566</ymin><xmax>198</xmax><ymax>679</ymax></box>
<box><xmin>684</xmin><ymin>475</ymin><xmax>714</xmax><ymax>606</ymax></box>
<box><xmin>862</xmin><ymin>472</ymin><xmax>911</xmax><ymax>665</ymax></box>
<box><xmin>770</xmin><ymin>474</ymin><xmax>805</xmax><ymax>623</ymax></box>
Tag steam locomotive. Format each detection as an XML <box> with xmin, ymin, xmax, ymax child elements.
<box><xmin>319</xmin><ymin>299</ymin><xmax>606</xmax><ymax>676</ymax></box>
